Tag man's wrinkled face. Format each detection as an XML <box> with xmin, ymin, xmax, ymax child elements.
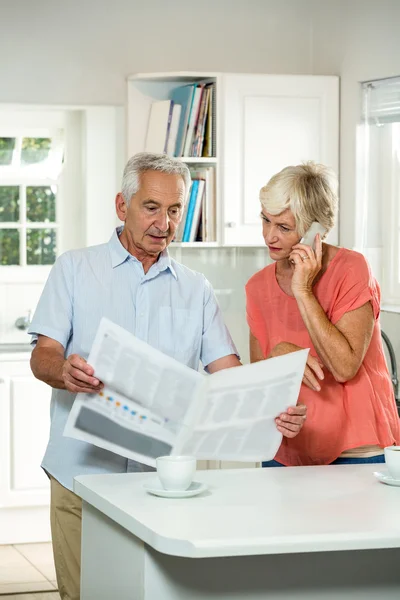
<box><xmin>118</xmin><ymin>170</ymin><xmax>185</xmax><ymax>256</ymax></box>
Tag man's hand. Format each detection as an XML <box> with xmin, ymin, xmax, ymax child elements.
<box><xmin>275</xmin><ymin>404</ymin><xmax>307</xmax><ymax>438</ymax></box>
<box><xmin>270</xmin><ymin>341</ymin><xmax>324</xmax><ymax>392</ymax></box>
<box><xmin>62</xmin><ymin>354</ymin><xmax>103</xmax><ymax>394</ymax></box>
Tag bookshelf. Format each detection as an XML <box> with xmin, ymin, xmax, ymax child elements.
<box><xmin>127</xmin><ymin>72</ymin><xmax>220</xmax><ymax>246</ymax></box>
<box><xmin>127</xmin><ymin>72</ymin><xmax>339</xmax><ymax>247</ymax></box>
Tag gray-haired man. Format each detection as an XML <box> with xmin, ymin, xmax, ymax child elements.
<box><xmin>29</xmin><ymin>153</ymin><xmax>306</xmax><ymax>600</ymax></box>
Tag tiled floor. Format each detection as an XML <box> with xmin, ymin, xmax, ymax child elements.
<box><xmin>0</xmin><ymin>543</ymin><xmax>59</xmax><ymax>596</ymax></box>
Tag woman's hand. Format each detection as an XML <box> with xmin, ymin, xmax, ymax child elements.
<box><xmin>270</xmin><ymin>341</ymin><xmax>324</xmax><ymax>391</ymax></box>
<box><xmin>289</xmin><ymin>234</ymin><xmax>323</xmax><ymax>298</ymax></box>
<box><xmin>276</xmin><ymin>404</ymin><xmax>307</xmax><ymax>438</ymax></box>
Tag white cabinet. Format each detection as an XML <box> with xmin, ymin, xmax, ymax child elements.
<box><xmin>221</xmin><ymin>74</ymin><xmax>339</xmax><ymax>246</ymax></box>
<box><xmin>0</xmin><ymin>354</ymin><xmax>52</xmax><ymax>543</ymax></box>
<box><xmin>127</xmin><ymin>72</ymin><xmax>339</xmax><ymax>248</ymax></box>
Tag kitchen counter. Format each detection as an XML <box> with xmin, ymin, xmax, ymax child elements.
<box><xmin>75</xmin><ymin>464</ymin><xmax>400</xmax><ymax>599</ymax></box>
<box><xmin>0</xmin><ymin>344</ymin><xmax>32</xmax><ymax>361</ymax></box>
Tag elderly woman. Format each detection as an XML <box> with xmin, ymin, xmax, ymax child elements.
<box><xmin>246</xmin><ymin>162</ymin><xmax>400</xmax><ymax>467</ymax></box>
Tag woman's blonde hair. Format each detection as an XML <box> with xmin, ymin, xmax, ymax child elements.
<box><xmin>259</xmin><ymin>162</ymin><xmax>338</xmax><ymax>237</ymax></box>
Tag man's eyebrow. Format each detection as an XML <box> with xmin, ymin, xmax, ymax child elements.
<box><xmin>143</xmin><ymin>199</ymin><xmax>183</xmax><ymax>208</ymax></box>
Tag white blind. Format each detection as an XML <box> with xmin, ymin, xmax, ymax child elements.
<box><xmin>362</xmin><ymin>76</ymin><xmax>400</xmax><ymax>124</ymax></box>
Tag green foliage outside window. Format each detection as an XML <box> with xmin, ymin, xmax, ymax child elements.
<box><xmin>0</xmin><ymin>229</ymin><xmax>19</xmax><ymax>265</ymax></box>
<box><xmin>0</xmin><ymin>138</ymin><xmax>16</xmax><ymax>165</ymax></box>
<box><xmin>27</xmin><ymin>228</ymin><xmax>56</xmax><ymax>265</ymax></box>
<box><xmin>27</xmin><ymin>186</ymin><xmax>56</xmax><ymax>222</ymax></box>
<box><xmin>0</xmin><ymin>137</ymin><xmax>58</xmax><ymax>265</ymax></box>
<box><xmin>21</xmin><ymin>137</ymin><xmax>51</xmax><ymax>165</ymax></box>
<box><xmin>0</xmin><ymin>186</ymin><xmax>19</xmax><ymax>221</ymax></box>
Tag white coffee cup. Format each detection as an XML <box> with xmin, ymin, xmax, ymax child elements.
<box><xmin>156</xmin><ymin>455</ymin><xmax>196</xmax><ymax>491</ymax></box>
<box><xmin>384</xmin><ymin>446</ymin><xmax>400</xmax><ymax>480</ymax></box>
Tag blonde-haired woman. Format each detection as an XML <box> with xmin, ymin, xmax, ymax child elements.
<box><xmin>246</xmin><ymin>162</ymin><xmax>400</xmax><ymax>467</ymax></box>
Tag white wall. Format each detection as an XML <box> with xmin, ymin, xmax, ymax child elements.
<box><xmin>311</xmin><ymin>0</ymin><xmax>400</xmax><ymax>249</ymax></box>
<box><xmin>311</xmin><ymin>0</ymin><xmax>400</xmax><ymax>377</ymax></box>
<box><xmin>1</xmin><ymin>0</ymin><xmax>399</xmax><ymax>370</ymax></box>
<box><xmin>0</xmin><ymin>0</ymin><xmax>314</xmax><ymax>106</ymax></box>
<box><xmin>0</xmin><ymin>0</ymin><xmax>315</xmax><ymax>357</ymax></box>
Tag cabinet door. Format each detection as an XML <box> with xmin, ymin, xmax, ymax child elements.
<box><xmin>0</xmin><ymin>360</ymin><xmax>51</xmax><ymax>508</ymax></box>
<box><xmin>221</xmin><ymin>74</ymin><xmax>339</xmax><ymax>246</ymax></box>
<box><xmin>11</xmin><ymin>375</ymin><xmax>51</xmax><ymax>493</ymax></box>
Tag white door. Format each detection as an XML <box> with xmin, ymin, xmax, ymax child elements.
<box><xmin>221</xmin><ymin>74</ymin><xmax>339</xmax><ymax>246</ymax></box>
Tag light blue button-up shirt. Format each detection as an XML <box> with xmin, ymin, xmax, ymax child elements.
<box><xmin>29</xmin><ymin>228</ymin><xmax>238</xmax><ymax>491</ymax></box>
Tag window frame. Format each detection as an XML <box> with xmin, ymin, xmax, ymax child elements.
<box><xmin>381</xmin><ymin>123</ymin><xmax>400</xmax><ymax>305</ymax></box>
<box><xmin>0</xmin><ymin>177</ymin><xmax>59</xmax><ymax>268</ymax></box>
<box><xmin>358</xmin><ymin>79</ymin><xmax>400</xmax><ymax>308</ymax></box>
<box><xmin>0</xmin><ymin>123</ymin><xmax>63</xmax><ymax>270</ymax></box>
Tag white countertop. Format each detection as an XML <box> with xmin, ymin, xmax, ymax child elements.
<box><xmin>74</xmin><ymin>464</ymin><xmax>400</xmax><ymax>559</ymax></box>
<box><xmin>0</xmin><ymin>344</ymin><xmax>32</xmax><ymax>362</ymax></box>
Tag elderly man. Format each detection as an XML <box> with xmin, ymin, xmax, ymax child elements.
<box><xmin>29</xmin><ymin>152</ymin><xmax>306</xmax><ymax>600</ymax></box>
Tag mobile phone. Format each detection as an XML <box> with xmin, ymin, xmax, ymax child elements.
<box><xmin>300</xmin><ymin>222</ymin><xmax>327</xmax><ymax>250</ymax></box>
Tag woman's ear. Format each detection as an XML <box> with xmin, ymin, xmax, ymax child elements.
<box><xmin>115</xmin><ymin>193</ymin><xmax>128</xmax><ymax>221</ymax></box>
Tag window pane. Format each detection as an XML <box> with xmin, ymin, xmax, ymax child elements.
<box><xmin>26</xmin><ymin>186</ymin><xmax>56</xmax><ymax>222</ymax></box>
<box><xmin>21</xmin><ymin>137</ymin><xmax>51</xmax><ymax>165</ymax></box>
<box><xmin>27</xmin><ymin>228</ymin><xmax>56</xmax><ymax>265</ymax></box>
<box><xmin>0</xmin><ymin>186</ymin><xmax>19</xmax><ymax>221</ymax></box>
<box><xmin>0</xmin><ymin>137</ymin><xmax>16</xmax><ymax>166</ymax></box>
<box><xmin>0</xmin><ymin>229</ymin><xmax>19</xmax><ymax>265</ymax></box>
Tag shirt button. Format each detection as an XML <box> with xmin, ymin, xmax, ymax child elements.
<box><xmin>140</xmin><ymin>312</ymin><xmax>145</xmax><ymax>317</ymax></box>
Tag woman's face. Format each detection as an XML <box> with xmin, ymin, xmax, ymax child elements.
<box><xmin>260</xmin><ymin>208</ymin><xmax>301</xmax><ymax>261</ymax></box>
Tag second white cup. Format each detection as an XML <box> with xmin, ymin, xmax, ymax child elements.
<box><xmin>156</xmin><ymin>455</ymin><xmax>196</xmax><ymax>491</ymax></box>
<box><xmin>384</xmin><ymin>446</ymin><xmax>400</xmax><ymax>480</ymax></box>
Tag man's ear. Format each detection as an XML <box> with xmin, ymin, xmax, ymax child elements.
<box><xmin>115</xmin><ymin>193</ymin><xmax>128</xmax><ymax>221</ymax></box>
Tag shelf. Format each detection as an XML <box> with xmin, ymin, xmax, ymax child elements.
<box><xmin>128</xmin><ymin>72</ymin><xmax>219</xmax><ymax>83</ymax></box>
<box><xmin>170</xmin><ymin>242</ymin><xmax>219</xmax><ymax>248</ymax></box>
<box><xmin>178</xmin><ymin>157</ymin><xmax>217</xmax><ymax>164</ymax></box>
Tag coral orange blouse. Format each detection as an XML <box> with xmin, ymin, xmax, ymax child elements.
<box><xmin>245</xmin><ymin>248</ymin><xmax>400</xmax><ymax>466</ymax></box>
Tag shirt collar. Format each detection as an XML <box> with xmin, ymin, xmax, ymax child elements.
<box><xmin>108</xmin><ymin>227</ymin><xmax>131</xmax><ymax>268</ymax></box>
<box><xmin>108</xmin><ymin>226</ymin><xmax>177</xmax><ymax>279</ymax></box>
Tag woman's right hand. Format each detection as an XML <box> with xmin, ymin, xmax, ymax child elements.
<box><xmin>62</xmin><ymin>354</ymin><xmax>104</xmax><ymax>394</ymax></box>
<box><xmin>269</xmin><ymin>341</ymin><xmax>324</xmax><ymax>392</ymax></box>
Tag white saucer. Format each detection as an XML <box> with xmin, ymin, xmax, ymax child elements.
<box><xmin>143</xmin><ymin>480</ymin><xmax>208</xmax><ymax>498</ymax></box>
<box><xmin>374</xmin><ymin>471</ymin><xmax>400</xmax><ymax>487</ymax></box>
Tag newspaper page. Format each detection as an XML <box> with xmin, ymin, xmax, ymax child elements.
<box><xmin>177</xmin><ymin>350</ymin><xmax>308</xmax><ymax>461</ymax></box>
<box><xmin>64</xmin><ymin>318</ymin><xmax>206</xmax><ymax>467</ymax></box>
<box><xmin>64</xmin><ymin>318</ymin><xmax>308</xmax><ymax>466</ymax></box>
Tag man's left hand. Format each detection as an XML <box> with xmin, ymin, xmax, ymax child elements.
<box><xmin>275</xmin><ymin>404</ymin><xmax>307</xmax><ymax>438</ymax></box>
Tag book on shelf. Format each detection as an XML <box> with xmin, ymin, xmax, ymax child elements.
<box><xmin>144</xmin><ymin>100</ymin><xmax>172</xmax><ymax>154</ymax></box>
<box><xmin>146</xmin><ymin>82</ymin><xmax>216</xmax><ymax>159</ymax></box>
<box><xmin>192</xmin><ymin>86</ymin><xmax>210</xmax><ymax>158</ymax></box>
<box><xmin>182</xmin><ymin>85</ymin><xmax>204</xmax><ymax>157</ymax></box>
<box><xmin>174</xmin><ymin>199</ymin><xmax>188</xmax><ymax>243</ymax></box>
<box><xmin>170</xmin><ymin>85</ymin><xmax>196</xmax><ymax>157</ymax></box>
<box><xmin>202</xmin><ymin>85</ymin><xmax>213</xmax><ymax>158</ymax></box>
<box><xmin>166</xmin><ymin>104</ymin><xmax>181</xmax><ymax>156</ymax></box>
<box><xmin>189</xmin><ymin>167</ymin><xmax>216</xmax><ymax>242</ymax></box>
<box><xmin>182</xmin><ymin>179</ymin><xmax>199</xmax><ymax>242</ymax></box>
<box><xmin>177</xmin><ymin>82</ymin><xmax>216</xmax><ymax>158</ymax></box>
<box><xmin>188</xmin><ymin>179</ymin><xmax>205</xmax><ymax>241</ymax></box>
<box><xmin>173</xmin><ymin>167</ymin><xmax>216</xmax><ymax>243</ymax></box>
<box><xmin>145</xmin><ymin>100</ymin><xmax>181</xmax><ymax>155</ymax></box>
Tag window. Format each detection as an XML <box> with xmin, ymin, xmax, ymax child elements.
<box><xmin>0</xmin><ymin>122</ymin><xmax>64</xmax><ymax>267</ymax></box>
<box><xmin>358</xmin><ymin>77</ymin><xmax>400</xmax><ymax>306</ymax></box>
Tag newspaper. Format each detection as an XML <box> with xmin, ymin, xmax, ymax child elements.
<box><xmin>64</xmin><ymin>318</ymin><xmax>308</xmax><ymax>467</ymax></box>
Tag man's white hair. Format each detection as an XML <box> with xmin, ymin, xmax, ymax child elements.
<box><xmin>121</xmin><ymin>152</ymin><xmax>191</xmax><ymax>206</ymax></box>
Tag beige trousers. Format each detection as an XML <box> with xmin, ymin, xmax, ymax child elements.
<box><xmin>50</xmin><ymin>476</ymin><xmax>82</xmax><ymax>600</ymax></box>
